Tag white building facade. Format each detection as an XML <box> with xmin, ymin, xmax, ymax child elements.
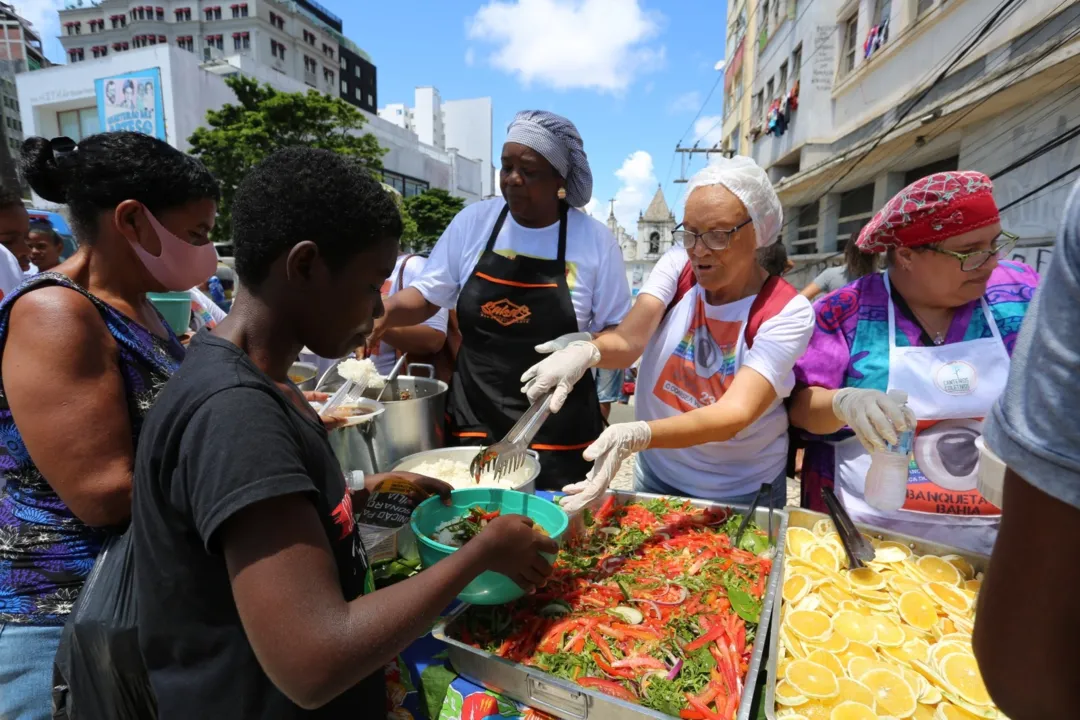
<box><xmin>747</xmin><ymin>0</ymin><xmax>1079</xmax><ymax>287</ymax></box>
<box><xmin>19</xmin><ymin>47</ymin><xmax>481</xmax><ymax>207</ymax></box>
<box><xmin>379</xmin><ymin>86</ymin><xmax>495</xmax><ymax>199</ymax></box>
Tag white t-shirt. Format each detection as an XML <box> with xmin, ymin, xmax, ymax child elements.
<box><xmin>412</xmin><ymin>198</ymin><xmax>632</xmax><ymax>334</ymax></box>
<box><xmin>0</xmin><ymin>245</ymin><xmax>24</xmax><ymax>302</ymax></box>
<box><xmin>23</xmin><ymin>263</ymin><xmax>38</xmax><ymax>278</ymax></box>
<box><xmin>635</xmin><ymin>248</ymin><xmax>815</xmax><ymax>498</ymax></box>
<box><xmin>374</xmin><ymin>254</ymin><xmax>449</xmax><ymax>374</ymax></box>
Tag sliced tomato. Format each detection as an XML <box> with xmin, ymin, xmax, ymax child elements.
<box><xmin>577</xmin><ymin>677</ymin><xmax>638</xmax><ymax>704</ymax></box>
<box><xmin>592</xmin><ymin>653</ymin><xmax>635</xmax><ymax>679</ymax></box>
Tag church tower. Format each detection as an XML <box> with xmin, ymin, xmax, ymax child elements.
<box><xmin>637</xmin><ymin>185</ymin><xmax>676</xmax><ymax>260</ymax></box>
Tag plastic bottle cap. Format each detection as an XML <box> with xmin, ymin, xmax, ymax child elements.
<box><xmin>887</xmin><ymin>389</ymin><xmax>908</xmax><ymax>404</ymax></box>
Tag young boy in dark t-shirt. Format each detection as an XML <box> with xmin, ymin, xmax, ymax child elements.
<box><xmin>132</xmin><ymin>148</ymin><xmax>556</xmax><ymax>719</ymax></box>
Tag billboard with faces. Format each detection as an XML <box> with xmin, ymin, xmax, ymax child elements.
<box><xmin>95</xmin><ymin>67</ymin><xmax>166</xmax><ymax>140</ymax></box>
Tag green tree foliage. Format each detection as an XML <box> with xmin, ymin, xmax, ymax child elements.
<box><xmin>402</xmin><ymin>188</ymin><xmax>465</xmax><ymax>252</ymax></box>
<box><xmin>188</xmin><ymin>74</ymin><xmax>386</xmax><ymax>242</ymax></box>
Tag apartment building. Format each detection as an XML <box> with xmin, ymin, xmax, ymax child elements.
<box><xmin>380</xmin><ymin>87</ymin><xmax>495</xmax><ymax>198</ymax></box>
<box><xmin>744</xmin><ymin>0</ymin><xmax>1079</xmax><ymax>285</ymax></box>
<box><xmin>57</xmin><ymin>0</ymin><xmax>376</xmax><ymax>113</ymax></box>
<box><xmin>721</xmin><ymin>0</ymin><xmax>759</xmax><ymax>158</ymax></box>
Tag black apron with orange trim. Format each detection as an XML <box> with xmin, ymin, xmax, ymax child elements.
<box><xmin>448</xmin><ymin>204</ymin><xmax>604</xmax><ymax>490</ymax></box>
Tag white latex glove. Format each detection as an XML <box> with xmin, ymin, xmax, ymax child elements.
<box><xmin>560</xmin><ymin>421</ymin><xmax>652</xmax><ymax>515</ymax></box>
<box><xmin>520</xmin><ymin>341</ymin><xmax>601</xmax><ymax>413</ymax></box>
<box><xmin>535</xmin><ymin>332</ymin><xmax>593</xmax><ymax>354</ymax></box>
<box><xmin>832</xmin><ymin>388</ymin><xmax>917</xmax><ymax>453</ymax></box>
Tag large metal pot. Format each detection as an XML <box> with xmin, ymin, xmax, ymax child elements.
<box><xmin>288</xmin><ymin>362</ymin><xmax>318</xmax><ymax>392</ymax></box>
<box><xmin>325</xmin><ymin>364</ymin><xmax>449</xmax><ymax>476</ymax></box>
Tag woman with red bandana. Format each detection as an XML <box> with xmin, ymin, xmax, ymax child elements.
<box><xmin>789</xmin><ymin>171</ymin><xmax>1039</xmax><ymax>553</ymax></box>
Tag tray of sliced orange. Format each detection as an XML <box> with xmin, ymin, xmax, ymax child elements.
<box><xmin>765</xmin><ymin>508</ymin><xmax>1006</xmax><ymax>720</ymax></box>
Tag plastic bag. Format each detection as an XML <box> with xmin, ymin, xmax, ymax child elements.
<box><xmin>52</xmin><ymin>530</ymin><xmax>157</xmax><ymax>720</ymax></box>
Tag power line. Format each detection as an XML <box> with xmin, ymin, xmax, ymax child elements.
<box><xmin>991</xmin><ymin>123</ymin><xmax>1080</xmax><ymax>180</ymax></box>
<box><xmin>663</xmin><ymin>67</ymin><xmax>727</xmax><ymax>187</ymax></box>
<box><xmin>998</xmin><ymin>161</ymin><xmax>1080</xmax><ymax>212</ymax></box>
<box><xmin>920</xmin><ymin>8</ymin><xmax>1080</xmax><ymax>147</ymax></box>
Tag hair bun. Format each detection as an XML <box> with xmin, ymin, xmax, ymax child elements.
<box><xmin>19</xmin><ymin>137</ymin><xmax>71</xmax><ymax>203</ymax></box>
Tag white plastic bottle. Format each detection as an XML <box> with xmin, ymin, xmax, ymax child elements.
<box><xmin>864</xmin><ymin>390</ymin><xmax>914</xmax><ymax>512</ymax></box>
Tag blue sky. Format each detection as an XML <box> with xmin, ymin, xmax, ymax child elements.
<box><xmin>338</xmin><ymin>0</ymin><xmax>729</xmax><ymax>233</ymax></box>
<box><xmin>24</xmin><ymin>0</ymin><xmax>728</xmax><ymax>236</ymax></box>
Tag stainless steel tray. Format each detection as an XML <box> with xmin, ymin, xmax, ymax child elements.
<box><xmin>431</xmin><ymin>489</ymin><xmax>790</xmax><ymax>720</ymax></box>
<box><xmin>762</xmin><ymin>508</ymin><xmax>992</xmax><ymax>720</ymax></box>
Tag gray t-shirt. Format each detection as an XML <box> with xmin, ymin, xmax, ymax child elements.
<box><xmin>812</xmin><ymin>265</ymin><xmax>852</xmax><ymax>294</ymax></box>
<box><xmin>983</xmin><ymin>179</ymin><xmax>1080</xmax><ymax>510</ymax></box>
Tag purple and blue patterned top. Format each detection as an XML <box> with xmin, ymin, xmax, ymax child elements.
<box><xmin>793</xmin><ymin>261</ymin><xmax>1039</xmax><ymax>511</ymax></box>
<box><xmin>0</xmin><ymin>273</ymin><xmax>184</xmax><ymax>625</ymax></box>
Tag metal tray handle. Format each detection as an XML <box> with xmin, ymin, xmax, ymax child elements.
<box><xmin>527</xmin><ymin>676</ymin><xmax>589</xmax><ymax>719</ymax></box>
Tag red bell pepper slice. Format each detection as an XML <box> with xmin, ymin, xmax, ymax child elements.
<box><xmin>686</xmin><ymin>695</ymin><xmax>723</xmax><ymax>720</ymax></box>
<box><xmin>686</xmin><ymin>621</ymin><xmax>727</xmax><ymax>652</ymax></box>
<box><xmin>577</xmin><ymin>677</ymin><xmax>638</xmax><ymax>704</ymax></box>
<box><xmin>590</xmin><ymin>631</ymin><xmax>617</xmax><ymax>665</ymax></box>
<box><xmin>592</xmin><ymin>653</ymin><xmax>635</xmax><ymax>679</ymax></box>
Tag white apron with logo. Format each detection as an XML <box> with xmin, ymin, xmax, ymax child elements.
<box><xmin>636</xmin><ymin>286</ymin><xmax>789</xmax><ymax>499</ymax></box>
<box><xmin>832</xmin><ymin>272</ymin><xmax>1009</xmax><ymax>554</ymax></box>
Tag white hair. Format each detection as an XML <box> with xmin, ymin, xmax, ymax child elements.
<box><xmin>685</xmin><ymin>156</ymin><xmax>783</xmax><ymax>247</ymax></box>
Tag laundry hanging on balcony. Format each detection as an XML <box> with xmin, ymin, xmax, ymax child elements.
<box><xmin>864</xmin><ymin>17</ymin><xmax>890</xmax><ymax>60</ymax></box>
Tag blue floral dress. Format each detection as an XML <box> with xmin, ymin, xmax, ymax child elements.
<box><xmin>0</xmin><ymin>273</ymin><xmax>184</xmax><ymax>625</ymax></box>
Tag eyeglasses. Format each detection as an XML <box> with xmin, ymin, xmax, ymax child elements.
<box><xmin>922</xmin><ymin>231</ymin><xmax>1019</xmax><ymax>272</ymax></box>
<box><xmin>673</xmin><ymin>218</ymin><xmax>753</xmax><ymax>251</ymax></box>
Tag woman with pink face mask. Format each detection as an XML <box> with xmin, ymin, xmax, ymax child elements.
<box><xmin>0</xmin><ymin>132</ymin><xmax>220</xmax><ymax>720</ymax></box>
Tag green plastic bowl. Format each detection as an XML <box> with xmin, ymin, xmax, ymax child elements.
<box><xmin>148</xmin><ymin>291</ymin><xmax>192</xmax><ymax>335</ymax></box>
<box><xmin>411</xmin><ymin>488</ymin><xmax>569</xmax><ymax>605</ymax></box>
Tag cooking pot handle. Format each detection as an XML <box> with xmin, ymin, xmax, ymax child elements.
<box><xmin>407</xmin><ymin>363</ymin><xmax>435</xmax><ymax>378</ymax></box>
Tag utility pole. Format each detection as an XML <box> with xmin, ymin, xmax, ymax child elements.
<box><xmin>673</xmin><ymin>144</ymin><xmax>734</xmax><ymax>183</ymax></box>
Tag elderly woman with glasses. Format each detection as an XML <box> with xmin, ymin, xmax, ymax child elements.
<box><xmin>788</xmin><ymin>171</ymin><xmax>1037</xmax><ymax>553</ymax></box>
<box><xmin>522</xmin><ymin>157</ymin><xmax>815</xmax><ymax>512</ymax></box>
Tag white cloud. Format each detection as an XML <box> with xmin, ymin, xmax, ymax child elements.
<box><xmin>668</xmin><ymin>90</ymin><xmax>702</xmax><ymax>115</ymax></box>
<box><xmin>464</xmin><ymin>47</ymin><xmax>476</xmax><ymax>66</ymax></box>
<box><xmin>596</xmin><ymin>150</ymin><xmax>658</xmax><ymax>235</ymax></box>
<box><xmin>692</xmin><ymin>114</ymin><xmax>725</xmax><ymax>149</ymax></box>
<box><xmin>13</xmin><ymin>0</ymin><xmax>66</xmax><ymax>59</ymax></box>
<box><xmin>467</xmin><ymin>0</ymin><xmax>664</xmax><ymax>93</ymax></box>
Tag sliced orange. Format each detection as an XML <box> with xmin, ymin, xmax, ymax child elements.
<box><xmin>776</xmin><ymin>680</ymin><xmax>810</xmax><ymax>707</ymax></box>
<box><xmin>889</xmin><ymin>574</ymin><xmax>924</xmax><ymax>595</ymax></box>
<box><xmin>917</xmin><ymin>556</ymin><xmax>962</xmax><ymax>586</ymax></box>
<box><xmin>785</xmin><ymin>573</ymin><xmax>812</xmax><ymax>604</ymax></box>
<box><xmin>862</xmin><ymin>668</ymin><xmax>918</xmax><ymax>718</ymax></box>
<box><xmin>833</xmin><ymin>610</ymin><xmax>878</xmax><ymax>644</ymax></box>
<box><xmin>807</xmin><ymin>648</ymin><xmax>846</xmax><ymax>678</ymax></box>
<box><xmin>941</xmin><ymin>554</ymin><xmax>975</xmax><ymax>581</ymax></box>
<box><xmin>788</xmin><ymin>526</ymin><xmax>818</xmax><ymax>558</ymax></box>
<box><xmin>870</xmin><ymin>615</ymin><xmax>906</xmax><ymax>647</ymax></box>
<box><xmin>786</xmin><ymin>659</ymin><xmax>840</xmax><ymax>699</ymax></box>
<box><xmin>935</xmin><ymin>702</ymin><xmax>984</xmax><ymax>720</ymax></box>
<box><xmin>939</xmin><ymin>653</ymin><xmax>992</xmax><ymax>707</ymax></box>
<box><xmin>790</xmin><ymin>610</ymin><xmax>834</xmax><ymax>643</ymax></box>
<box><xmin>828</xmin><ymin>701</ymin><xmax>876</xmax><ymax>720</ymax></box>
<box><xmin>926</xmin><ymin>582</ymin><xmax>971</xmax><ymax>614</ymax></box>
<box><xmin>847</xmin><ymin>567</ymin><xmax>886</xmax><ymax>591</ymax></box>
<box><xmin>813</xmin><ymin>631</ymin><xmax>850</xmax><ymax>654</ymax></box>
<box><xmin>834</xmin><ymin>677</ymin><xmax>876</xmax><ymax>709</ymax></box>
<box><xmin>809</xmin><ymin>544</ymin><xmax>842</xmax><ymax>572</ymax></box>
<box><xmin>898</xmin><ymin>590</ymin><xmax>939</xmax><ymax>631</ymax></box>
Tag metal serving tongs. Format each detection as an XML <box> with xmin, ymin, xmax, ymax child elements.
<box><xmin>735</xmin><ymin>482</ymin><xmax>775</xmax><ymax>548</ymax></box>
<box><xmin>821</xmin><ymin>487</ymin><xmax>876</xmax><ymax>570</ymax></box>
<box><xmin>469</xmin><ymin>391</ymin><xmax>554</xmax><ymax>482</ymax></box>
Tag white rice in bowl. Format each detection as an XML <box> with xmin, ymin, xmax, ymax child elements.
<box><xmin>409</xmin><ymin>458</ymin><xmax>532</xmax><ymax>490</ymax></box>
<box><xmin>337</xmin><ymin>358</ymin><xmax>386</xmax><ymax>390</ymax></box>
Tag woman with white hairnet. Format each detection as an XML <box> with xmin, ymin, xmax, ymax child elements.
<box><xmin>367</xmin><ymin>111</ymin><xmax>631</xmax><ymax>489</ymax></box>
<box><xmin>523</xmin><ymin>157</ymin><xmax>814</xmax><ymax>511</ymax></box>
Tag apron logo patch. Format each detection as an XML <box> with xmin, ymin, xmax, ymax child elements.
<box><xmin>481</xmin><ymin>298</ymin><xmax>531</xmax><ymax>326</ymax></box>
<box><xmin>934</xmin><ymin>360</ymin><xmax>977</xmax><ymax>396</ymax></box>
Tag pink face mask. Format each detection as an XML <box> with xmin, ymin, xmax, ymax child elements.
<box><xmin>130</xmin><ymin>206</ymin><xmax>217</xmax><ymax>292</ymax></box>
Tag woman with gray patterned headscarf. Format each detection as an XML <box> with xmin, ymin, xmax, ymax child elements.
<box><xmin>368</xmin><ymin>110</ymin><xmax>632</xmax><ymax>489</ymax></box>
